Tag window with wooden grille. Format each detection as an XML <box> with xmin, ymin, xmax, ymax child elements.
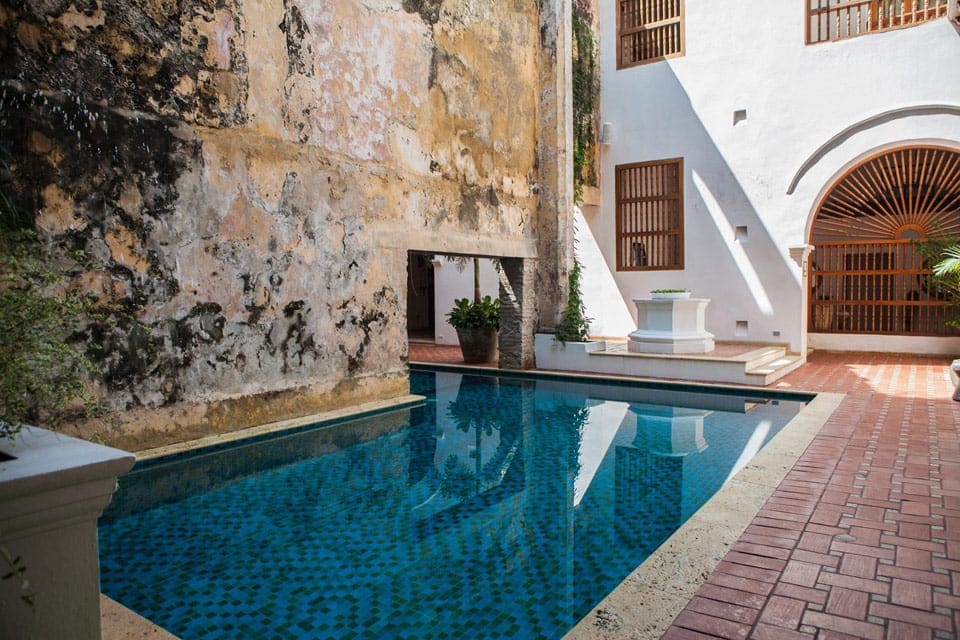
<box><xmin>807</xmin><ymin>0</ymin><xmax>949</xmax><ymax>44</ymax></box>
<box><xmin>617</xmin><ymin>0</ymin><xmax>684</xmax><ymax>69</ymax></box>
<box><xmin>808</xmin><ymin>146</ymin><xmax>960</xmax><ymax>337</ymax></box>
<box><xmin>616</xmin><ymin>159</ymin><xmax>684</xmax><ymax>271</ymax></box>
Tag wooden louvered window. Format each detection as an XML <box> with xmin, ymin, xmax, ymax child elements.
<box><xmin>807</xmin><ymin>0</ymin><xmax>949</xmax><ymax>44</ymax></box>
<box><xmin>616</xmin><ymin>159</ymin><xmax>684</xmax><ymax>271</ymax></box>
<box><xmin>617</xmin><ymin>0</ymin><xmax>684</xmax><ymax>69</ymax></box>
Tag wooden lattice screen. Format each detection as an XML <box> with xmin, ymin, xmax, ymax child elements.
<box><xmin>809</xmin><ymin>146</ymin><xmax>960</xmax><ymax>336</ymax></box>
<box><xmin>617</xmin><ymin>0</ymin><xmax>684</xmax><ymax>69</ymax></box>
<box><xmin>807</xmin><ymin>0</ymin><xmax>949</xmax><ymax>44</ymax></box>
<box><xmin>615</xmin><ymin>159</ymin><xmax>684</xmax><ymax>271</ymax></box>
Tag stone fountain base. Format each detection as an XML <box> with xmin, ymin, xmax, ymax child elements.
<box><xmin>628</xmin><ymin>297</ymin><xmax>715</xmax><ymax>355</ymax></box>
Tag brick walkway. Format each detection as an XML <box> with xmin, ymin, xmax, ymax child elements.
<box><xmin>408</xmin><ymin>342</ymin><xmax>474</xmax><ymax>364</ymax></box>
<box><xmin>409</xmin><ymin>345</ymin><xmax>960</xmax><ymax>639</ymax></box>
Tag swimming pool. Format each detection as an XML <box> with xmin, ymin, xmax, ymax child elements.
<box><xmin>99</xmin><ymin>367</ymin><xmax>813</xmax><ymax>639</ymax></box>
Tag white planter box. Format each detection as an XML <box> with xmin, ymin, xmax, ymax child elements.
<box><xmin>0</xmin><ymin>427</ymin><xmax>134</xmax><ymax>640</ymax></box>
<box><xmin>534</xmin><ymin>333</ymin><xmax>606</xmax><ymax>371</ymax></box>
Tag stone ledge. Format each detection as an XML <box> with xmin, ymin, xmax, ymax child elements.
<box><xmin>102</xmin><ymin>595</ymin><xmax>179</xmax><ymax>640</ymax></box>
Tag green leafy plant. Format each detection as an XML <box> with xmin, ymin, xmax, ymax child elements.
<box><xmin>933</xmin><ymin>244</ymin><xmax>960</xmax><ymax>278</ymax></box>
<box><xmin>443</xmin><ymin>255</ymin><xmax>501</xmax><ymax>331</ymax></box>
<box><xmin>0</xmin><ymin>154</ymin><xmax>100</xmax><ymax>441</ymax></box>
<box><xmin>916</xmin><ymin>238</ymin><xmax>960</xmax><ymax>327</ymax></box>
<box><xmin>932</xmin><ymin>243</ymin><xmax>960</xmax><ymax>327</ymax></box>
<box><xmin>446</xmin><ymin>296</ymin><xmax>500</xmax><ymax>330</ymax></box>
<box><xmin>555</xmin><ymin>259</ymin><xmax>591</xmax><ymax>343</ymax></box>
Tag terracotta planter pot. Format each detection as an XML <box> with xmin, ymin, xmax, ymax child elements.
<box><xmin>455</xmin><ymin>326</ymin><xmax>498</xmax><ymax>363</ymax></box>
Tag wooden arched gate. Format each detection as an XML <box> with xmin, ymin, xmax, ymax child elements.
<box><xmin>808</xmin><ymin>145</ymin><xmax>960</xmax><ymax>336</ymax></box>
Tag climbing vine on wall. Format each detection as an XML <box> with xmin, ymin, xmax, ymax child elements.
<box><xmin>572</xmin><ymin>0</ymin><xmax>599</xmax><ymax>204</ymax></box>
<box><xmin>555</xmin><ymin>258</ymin><xmax>591</xmax><ymax>342</ymax></box>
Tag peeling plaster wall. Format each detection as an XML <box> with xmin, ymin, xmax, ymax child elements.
<box><xmin>0</xmin><ymin>0</ymin><xmax>548</xmax><ymax>450</ymax></box>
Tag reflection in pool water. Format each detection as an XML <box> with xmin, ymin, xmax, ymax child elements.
<box><xmin>99</xmin><ymin>369</ymin><xmax>810</xmax><ymax>639</ymax></box>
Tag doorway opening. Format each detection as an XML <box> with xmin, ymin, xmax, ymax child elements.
<box><xmin>407</xmin><ymin>252</ymin><xmax>436</xmax><ymax>342</ymax></box>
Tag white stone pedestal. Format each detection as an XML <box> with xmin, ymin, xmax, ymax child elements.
<box><xmin>628</xmin><ymin>297</ymin><xmax>715</xmax><ymax>354</ymax></box>
<box><xmin>0</xmin><ymin>427</ymin><xmax>135</xmax><ymax>640</ymax></box>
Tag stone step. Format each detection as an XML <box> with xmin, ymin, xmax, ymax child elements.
<box><xmin>534</xmin><ymin>335</ymin><xmax>806</xmax><ymax>387</ymax></box>
<box><xmin>741</xmin><ymin>346</ymin><xmax>788</xmax><ymax>371</ymax></box>
<box><xmin>745</xmin><ymin>353</ymin><xmax>806</xmax><ymax>385</ymax></box>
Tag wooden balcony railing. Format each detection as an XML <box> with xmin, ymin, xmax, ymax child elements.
<box><xmin>807</xmin><ymin>0</ymin><xmax>949</xmax><ymax>44</ymax></box>
<box><xmin>809</xmin><ymin>240</ymin><xmax>960</xmax><ymax>336</ymax></box>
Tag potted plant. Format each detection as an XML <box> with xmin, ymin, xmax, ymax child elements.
<box><xmin>446</xmin><ymin>294</ymin><xmax>500</xmax><ymax>363</ymax></box>
<box><xmin>444</xmin><ymin>256</ymin><xmax>500</xmax><ymax>364</ymax></box>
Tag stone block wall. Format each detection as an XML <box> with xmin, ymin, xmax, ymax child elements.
<box><xmin>0</xmin><ymin>0</ymin><xmax>563</xmax><ymax>449</ymax></box>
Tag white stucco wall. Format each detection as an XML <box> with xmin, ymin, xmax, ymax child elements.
<box><xmin>433</xmin><ymin>258</ymin><xmax>500</xmax><ymax>345</ymax></box>
<box><xmin>593</xmin><ymin>4</ymin><xmax>960</xmax><ymax>353</ymax></box>
<box><xmin>575</xmin><ymin>206</ymin><xmax>636</xmax><ymax>337</ymax></box>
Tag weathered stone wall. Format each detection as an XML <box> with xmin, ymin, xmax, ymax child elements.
<box><xmin>0</xmin><ymin>0</ymin><xmax>554</xmax><ymax>449</ymax></box>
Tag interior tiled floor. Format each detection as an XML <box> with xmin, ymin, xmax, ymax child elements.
<box><xmin>410</xmin><ymin>344</ymin><xmax>960</xmax><ymax>639</ymax></box>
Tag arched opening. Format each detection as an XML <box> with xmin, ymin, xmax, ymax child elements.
<box><xmin>808</xmin><ymin>145</ymin><xmax>960</xmax><ymax>336</ymax></box>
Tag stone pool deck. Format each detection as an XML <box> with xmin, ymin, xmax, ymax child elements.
<box><xmin>410</xmin><ymin>344</ymin><xmax>960</xmax><ymax>640</ymax></box>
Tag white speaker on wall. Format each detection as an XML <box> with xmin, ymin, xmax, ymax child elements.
<box><xmin>599</xmin><ymin>122</ymin><xmax>613</xmax><ymax>145</ymax></box>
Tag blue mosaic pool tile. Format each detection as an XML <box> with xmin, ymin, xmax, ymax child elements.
<box><xmin>100</xmin><ymin>371</ymin><xmax>808</xmax><ymax>639</ymax></box>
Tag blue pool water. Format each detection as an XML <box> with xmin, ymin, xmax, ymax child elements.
<box><xmin>99</xmin><ymin>367</ymin><xmax>811</xmax><ymax>639</ymax></box>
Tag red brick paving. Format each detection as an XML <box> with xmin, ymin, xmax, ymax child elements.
<box><xmin>673</xmin><ymin>351</ymin><xmax>960</xmax><ymax>640</ymax></box>
<box><xmin>408</xmin><ymin>342</ymin><xmax>473</xmax><ymax>365</ymax></box>
<box><xmin>409</xmin><ymin>344</ymin><xmax>960</xmax><ymax>639</ymax></box>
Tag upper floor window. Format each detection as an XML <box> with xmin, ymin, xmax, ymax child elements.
<box><xmin>807</xmin><ymin>0</ymin><xmax>949</xmax><ymax>44</ymax></box>
<box><xmin>615</xmin><ymin>159</ymin><xmax>684</xmax><ymax>271</ymax></box>
<box><xmin>617</xmin><ymin>0</ymin><xmax>684</xmax><ymax>69</ymax></box>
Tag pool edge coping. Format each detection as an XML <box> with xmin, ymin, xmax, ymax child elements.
<box><xmin>410</xmin><ymin>361</ymin><xmax>818</xmax><ymax>403</ymax></box>
<box><xmin>133</xmin><ymin>394</ymin><xmax>426</xmax><ymax>464</ymax></box>
<box><xmin>562</xmin><ymin>390</ymin><xmax>846</xmax><ymax>640</ymax></box>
